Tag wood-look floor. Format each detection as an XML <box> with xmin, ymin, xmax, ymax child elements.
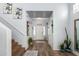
<box><xmin>27</xmin><ymin>40</ymin><xmax>76</xmax><ymax>56</ymax></box>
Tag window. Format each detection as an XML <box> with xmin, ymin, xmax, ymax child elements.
<box><xmin>43</xmin><ymin>26</ymin><xmax>45</xmax><ymax>36</ymax></box>
<box><xmin>73</xmin><ymin>3</ymin><xmax>79</xmax><ymax>14</ymax></box>
<box><xmin>33</xmin><ymin>26</ymin><xmax>36</xmax><ymax>36</ymax></box>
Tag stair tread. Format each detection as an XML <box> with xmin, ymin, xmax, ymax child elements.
<box><xmin>12</xmin><ymin>40</ymin><xmax>26</xmax><ymax>56</ymax></box>
<box><xmin>12</xmin><ymin>45</ymin><xmax>21</xmax><ymax>54</ymax></box>
<box><xmin>14</xmin><ymin>48</ymin><xmax>26</xmax><ymax>56</ymax></box>
<box><xmin>12</xmin><ymin>42</ymin><xmax>18</xmax><ymax>48</ymax></box>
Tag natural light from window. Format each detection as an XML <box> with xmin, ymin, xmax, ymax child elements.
<box><xmin>33</xmin><ymin>26</ymin><xmax>36</xmax><ymax>36</ymax></box>
<box><xmin>43</xmin><ymin>26</ymin><xmax>45</xmax><ymax>36</ymax></box>
<box><xmin>73</xmin><ymin>3</ymin><xmax>79</xmax><ymax>14</ymax></box>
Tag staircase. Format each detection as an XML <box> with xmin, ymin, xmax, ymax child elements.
<box><xmin>12</xmin><ymin>40</ymin><xmax>26</xmax><ymax>56</ymax></box>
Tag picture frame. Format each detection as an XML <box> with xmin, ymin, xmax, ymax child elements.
<box><xmin>3</xmin><ymin>3</ymin><xmax>12</xmax><ymax>14</ymax></box>
<box><xmin>13</xmin><ymin>8</ymin><xmax>22</xmax><ymax>19</ymax></box>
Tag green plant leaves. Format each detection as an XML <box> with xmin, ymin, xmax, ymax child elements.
<box><xmin>60</xmin><ymin>28</ymin><xmax>72</xmax><ymax>52</ymax></box>
<box><xmin>28</xmin><ymin>37</ymin><xmax>33</xmax><ymax>46</ymax></box>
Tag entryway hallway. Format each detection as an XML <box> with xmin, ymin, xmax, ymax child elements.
<box><xmin>24</xmin><ymin>40</ymin><xmax>75</xmax><ymax>56</ymax></box>
<box><xmin>0</xmin><ymin>3</ymin><xmax>78</xmax><ymax>56</ymax></box>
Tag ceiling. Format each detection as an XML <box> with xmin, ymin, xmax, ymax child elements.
<box><xmin>27</xmin><ymin>11</ymin><xmax>53</xmax><ymax>18</ymax></box>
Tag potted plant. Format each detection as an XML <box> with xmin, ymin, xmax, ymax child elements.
<box><xmin>60</xmin><ymin>43</ymin><xmax>65</xmax><ymax>52</ymax></box>
<box><xmin>60</xmin><ymin>28</ymin><xmax>72</xmax><ymax>52</ymax></box>
<box><xmin>28</xmin><ymin>37</ymin><xmax>33</xmax><ymax>47</ymax></box>
<box><xmin>76</xmin><ymin>42</ymin><xmax>79</xmax><ymax>50</ymax></box>
<box><xmin>64</xmin><ymin>28</ymin><xmax>72</xmax><ymax>52</ymax></box>
<box><xmin>64</xmin><ymin>39</ymin><xmax>71</xmax><ymax>52</ymax></box>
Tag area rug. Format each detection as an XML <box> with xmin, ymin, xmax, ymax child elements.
<box><xmin>35</xmin><ymin>41</ymin><xmax>46</xmax><ymax>43</ymax></box>
<box><xmin>23</xmin><ymin>50</ymin><xmax>38</xmax><ymax>56</ymax></box>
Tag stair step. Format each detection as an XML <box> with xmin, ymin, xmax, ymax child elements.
<box><xmin>12</xmin><ymin>39</ymin><xmax>26</xmax><ymax>56</ymax></box>
<box><xmin>14</xmin><ymin>48</ymin><xmax>26</xmax><ymax>56</ymax></box>
<box><xmin>12</xmin><ymin>45</ymin><xmax>21</xmax><ymax>55</ymax></box>
<box><xmin>12</xmin><ymin>42</ymin><xmax>18</xmax><ymax>49</ymax></box>
<box><xmin>12</xmin><ymin>39</ymin><xmax>15</xmax><ymax>42</ymax></box>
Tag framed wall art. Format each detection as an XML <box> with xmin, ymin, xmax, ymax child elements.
<box><xmin>13</xmin><ymin>8</ymin><xmax>22</xmax><ymax>19</ymax></box>
<box><xmin>3</xmin><ymin>3</ymin><xmax>12</xmax><ymax>14</ymax></box>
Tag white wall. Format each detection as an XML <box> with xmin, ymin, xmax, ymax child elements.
<box><xmin>0</xmin><ymin>22</ymin><xmax>11</xmax><ymax>56</ymax></box>
<box><xmin>48</xmin><ymin>17</ymin><xmax>53</xmax><ymax>49</ymax></box>
<box><xmin>0</xmin><ymin>3</ymin><xmax>69</xmax><ymax>50</ymax></box>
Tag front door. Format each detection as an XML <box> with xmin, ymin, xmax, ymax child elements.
<box><xmin>35</xmin><ymin>26</ymin><xmax>44</xmax><ymax>40</ymax></box>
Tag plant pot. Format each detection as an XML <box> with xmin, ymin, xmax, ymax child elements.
<box><xmin>60</xmin><ymin>49</ymin><xmax>65</xmax><ymax>52</ymax></box>
<box><xmin>65</xmin><ymin>49</ymin><xmax>72</xmax><ymax>53</ymax></box>
<box><xmin>29</xmin><ymin>42</ymin><xmax>33</xmax><ymax>47</ymax></box>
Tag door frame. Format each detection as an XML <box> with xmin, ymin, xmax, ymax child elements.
<box><xmin>74</xmin><ymin>19</ymin><xmax>79</xmax><ymax>50</ymax></box>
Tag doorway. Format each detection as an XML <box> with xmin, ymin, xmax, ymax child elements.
<box><xmin>33</xmin><ymin>25</ymin><xmax>45</xmax><ymax>40</ymax></box>
<box><xmin>26</xmin><ymin>11</ymin><xmax>53</xmax><ymax>41</ymax></box>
